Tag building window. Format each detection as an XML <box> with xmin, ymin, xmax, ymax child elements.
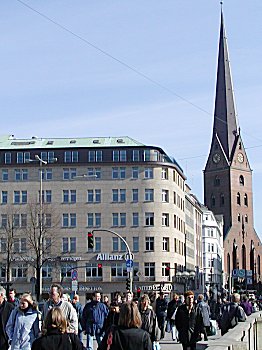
<box><xmin>144</xmin><ymin>168</ymin><xmax>153</xmax><ymax>179</ymax></box>
<box><xmin>111</xmin><ymin>263</ymin><xmax>127</xmax><ymax>277</ymax></box>
<box><xmin>211</xmin><ymin>194</ymin><xmax>215</xmax><ymax>207</ymax></box>
<box><xmin>62</xmin><ymin>237</ymin><xmax>76</xmax><ymax>253</ymax></box>
<box><xmin>64</xmin><ymin>151</ymin><xmax>78</xmax><ymax>163</ymax></box>
<box><xmin>15</xmin><ymin>169</ymin><xmax>28</xmax><ymax>181</ymax></box>
<box><xmin>1</xmin><ymin>214</ymin><xmax>7</xmax><ymax>228</ymax></box>
<box><xmin>16</xmin><ymin>152</ymin><xmax>30</xmax><ymax>164</ymax></box>
<box><xmin>87</xmin><ymin>189</ymin><xmax>101</xmax><ymax>203</ymax></box>
<box><xmin>214</xmin><ymin>176</ymin><xmax>220</xmax><ymax>186</ymax></box>
<box><xmin>62</xmin><ymin>213</ymin><xmax>76</xmax><ymax>227</ymax></box>
<box><xmin>145</xmin><ymin>237</ymin><xmax>154</xmax><ymax>251</ymax></box>
<box><xmin>145</xmin><ymin>189</ymin><xmax>154</xmax><ymax>202</ymax></box>
<box><xmin>112</xmin><ymin>213</ymin><xmax>119</xmax><ymax>227</ymax></box>
<box><xmin>162</xmin><ymin>213</ymin><xmax>169</xmax><ymax>227</ymax></box>
<box><xmin>5</xmin><ymin>153</ymin><xmax>11</xmax><ymax>164</ymax></box>
<box><xmin>132</xmin><ymin>213</ymin><xmax>139</xmax><ymax>227</ymax></box>
<box><xmin>144</xmin><ymin>262</ymin><xmax>155</xmax><ymax>278</ymax></box>
<box><xmin>63</xmin><ymin>190</ymin><xmax>76</xmax><ymax>203</ymax></box>
<box><xmin>14</xmin><ymin>191</ymin><xmax>27</xmax><ymax>204</ymax></box>
<box><xmin>12</xmin><ymin>264</ymin><xmax>27</xmax><ymax>279</ymax></box>
<box><xmin>220</xmin><ymin>193</ymin><xmax>225</xmax><ymax>207</ymax></box>
<box><xmin>237</xmin><ymin>192</ymin><xmax>241</xmax><ymax>205</ymax></box>
<box><xmin>143</xmin><ymin>150</ymin><xmax>150</xmax><ymax>161</ymax></box>
<box><xmin>132</xmin><ymin>150</ymin><xmax>140</xmax><ymax>162</ymax></box>
<box><xmin>245</xmin><ymin>215</ymin><xmax>248</xmax><ymax>223</ymax></box>
<box><xmin>1</xmin><ymin>191</ymin><xmax>8</xmax><ymax>204</ymax></box>
<box><xmin>163</xmin><ymin>237</ymin><xmax>169</xmax><ymax>251</ymax></box>
<box><xmin>2</xmin><ymin>169</ymin><xmax>8</xmax><ymax>181</ymax></box>
<box><xmin>112</xmin><ymin>150</ymin><xmax>126</xmax><ymax>162</ymax></box>
<box><xmin>162</xmin><ymin>190</ymin><xmax>169</xmax><ymax>202</ymax></box>
<box><xmin>112</xmin><ymin>167</ymin><xmax>126</xmax><ymax>179</ymax></box>
<box><xmin>88</xmin><ymin>168</ymin><xmax>101</xmax><ymax>179</ymax></box>
<box><xmin>112</xmin><ymin>189</ymin><xmax>126</xmax><ymax>203</ymax></box>
<box><xmin>132</xmin><ymin>189</ymin><xmax>139</xmax><ymax>202</ymax></box>
<box><xmin>42</xmin><ymin>264</ymin><xmax>52</xmax><ymax>278</ymax></box>
<box><xmin>87</xmin><ymin>213</ymin><xmax>101</xmax><ymax>228</ymax></box>
<box><xmin>0</xmin><ymin>238</ymin><xmax>6</xmax><ymax>253</ymax></box>
<box><xmin>239</xmin><ymin>175</ymin><xmax>244</xmax><ymax>186</ymax></box>
<box><xmin>161</xmin><ymin>168</ymin><xmax>168</xmax><ymax>180</ymax></box>
<box><xmin>132</xmin><ymin>167</ymin><xmax>139</xmax><ymax>179</ymax></box>
<box><xmin>145</xmin><ymin>212</ymin><xmax>154</xmax><ymax>226</ymax></box>
<box><xmin>63</xmin><ymin>168</ymin><xmax>77</xmax><ymax>180</ymax></box>
<box><xmin>238</xmin><ymin>214</ymin><xmax>241</xmax><ymax>222</ymax></box>
<box><xmin>40</xmin><ymin>151</ymin><xmax>55</xmax><ymax>163</ymax></box>
<box><xmin>162</xmin><ymin>263</ymin><xmax>170</xmax><ymax>277</ymax></box>
<box><xmin>86</xmin><ymin>263</ymin><xmax>103</xmax><ymax>278</ymax></box>
<box><xmin>244</xmin><ymin>193</ymin><xmax>248</xmax><ymax>206</ymax></box>
<box><xmin>88</xmin><ymin>150</ymin><xmax>103</xmax><ymax>162</ymax></box>
<box><xmin>61</xmin><ymin>263</ymin><xmax>77</xmax><ymax>279</ymax></box>
<box><xmin>13</xmin><ymin>238</ymin><xmax>26</xmax><ymax>253</ymax></box>
<box><xmin>94</xmin><ymin>237</ymin><xmax>101</xmax><ymax>252</ymax></box>
<box><xmin>133</xmin><ymin>237</ymin><xmax>139</xmax><ymax>252</ymax></box>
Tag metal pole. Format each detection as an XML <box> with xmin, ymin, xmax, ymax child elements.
<box><xmin>93</xmin><ymin>229</ymin><xmax>133</xmax><ymax>292</ymax></box>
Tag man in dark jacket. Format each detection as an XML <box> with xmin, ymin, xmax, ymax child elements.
<box><xmin>81</xmin><ymin>291</ymin><xmax>109</xmax><ymax>350</ymax></box>
<box><xmin>0</xmin><ymin>286</ymin><xmax>14</xmax><ymax>350</ymax></box>
<box><xmin>220</xmin><ymin>293</ymin><xmax>246</xmax><ymax>335</ymax></box>
<box><xmin>196</xmin><ymin>294</ymin><xmax>210</xmax><ymax>340</ymax></box>
<box><xmin>72</xmin><ymin>294</ymin><xmax>83</xmax><ymax>341</ymax></box>
<box><xmin>175</xmin><ymin>290</ymin><xmax>203</xmax><ymax>350</ymax></box>
<box><xmin>155</xmin><ymin>292</ymin><xmax>168</xmax><ymax>339</ymax></box>
<box><xmin>167</xmin><ymin>293</ymin><xmax>180</xmax><ymax>341</ymax></box>
<box><xmin>139</xmin><ymin>294</ymin><xmax>160</xmax><ymax>346</ymax></box>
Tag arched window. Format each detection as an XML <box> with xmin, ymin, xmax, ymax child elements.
<box><xmin>244</xmin><ymin>194</ymin><xmax>248</xmax><ymax>206</ymax></box>
<box><xmin>258</xmin><ymin>255</ymin><xmax>261</xmax><ymax>276</ymax></box>
<box><xmin>214</xmin><ymin>176</ymin><xmax>220</xmax><ymax>186</ymax></box>
<box><xmin>239</xmin><ymin>175</ymin><xmax>244</xmax><ymax>186</ymax></box>
<box><xmin>239</xmin><ymin>143</ymin><xmax>242</xmax><ymax>150</ymax></box>
<box><xmin>242</xmin><ymin>245</ymin><xmax>246</xmax><ymax>270</ymax></box>
<box><xmin>220</xmin><ymin>193</ymin><xmax>225</xmax><ymax>207</ymax></box>
<box><xmin>245</xmin><ymin>215</ymin><xmax>248</xmax><ymax>223</ymax></box>
<box><xmin>237</xmin><ymin>192</ymin><xmax>241</xmax><ymax>205</ymax></box>
<box><xmin>211</xmin><ymin>194</ymin><xmax>215</xmax><ymax>207</ymax></box>
<box><xmin>237</xmin><ymin>214</ymin><xmax>241</xmax><ymax>222</ymax></box>
<box><xmin>233</xmin><ymin>241</ymin><xmax>238</xmax><ymax>270</ymax></box>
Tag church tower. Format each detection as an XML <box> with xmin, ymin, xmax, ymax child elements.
<box><xmin>204</xmin><ymin>8</ymin><xmax>262</xmax><ymax>292</ymax></box>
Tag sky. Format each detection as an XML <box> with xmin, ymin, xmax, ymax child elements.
<box><xmin>1</xmin><ymin>1</ymin><xmax>262</xmax><ymax>235</ymax></box>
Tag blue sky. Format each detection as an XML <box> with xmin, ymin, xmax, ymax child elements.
<box><xmin>1</xmin><ymin>1</ymin><xmax>262</xmax><ymax>235</ymax></box>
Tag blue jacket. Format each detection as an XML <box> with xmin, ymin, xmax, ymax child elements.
<box><xmin>81</xmin><ymin>301</ymin><xmax>108</xmax><ymax>335</ymax></box>
<box><xmin>6</xmin><ymin>307</ymin><xmax>40</xmax><ymax>350</ymax></box>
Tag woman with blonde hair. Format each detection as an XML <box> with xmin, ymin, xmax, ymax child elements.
<box><xmin>32</xmin><ymin>307</ymin><xmax>84</xmax><ymax>350</ymax></box>
<box><xmin>98</xmin><ymin>301</ymin><xmax>152</xmax><ymax>350</ymax></box>
<box><xmin>6</xmin><ymin>293</ymin><xmax>40</xmax><ymax>350</ymax></box>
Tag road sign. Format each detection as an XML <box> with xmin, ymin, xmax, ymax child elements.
<box><xmin>124</xmin><ymin>252</ymin><xmax>134</xmax><ymax>261</ymax></box>
<box><xmin>71</xmin><ymin>280</ymin><xmax>78</xmax><ymax>292</ymax></box>
<box><xmin>71</xmin><ymin>270</ymin><xmax>78</xmax><ymax>281</ymax></box>
<box><xmin>232</xmin><ymin>269</ymin><xmax>238</xmax><ymax>277</ymax></box>
<box><xmin>126</xmin><ymin>259</ymin><xmax>133</xmax><ymax>268</ymax></box>
<box><xmin>136</xmin><ymin>271</ymin><xmax>143</xmax><ymax>277</ymax></box>
<box><xmin>247</xmin><ymin>277</ymin><xmax>253</xmax><ymax>285</ymax></box>
<box><xmin>246</xmin><ymin>270</ymin><xmax>253</xmax><ymax>277</ymax></box>
<box><xmin>239</xmin><ymin>269</ymin><xmax>245</xmax><ymax>278</ymax></box>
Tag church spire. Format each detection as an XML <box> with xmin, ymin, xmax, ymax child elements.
<box><xmin>212</xmin><ymin>8</ymin><xmax>239</xmax><ymax>161</ymax></box>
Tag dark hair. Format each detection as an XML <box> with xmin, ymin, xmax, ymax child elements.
<box><xmin>118</xmin><ymin>302</ymin><xmax>142</xmax><ymax>328</ymax></box>
<box><xmin>50</xmin><ymin>284</ymin><xmax>63</xmax><ymax>297</ymax></box>
<box><xmin>43</xmin><ymin>307</ymin><xmax>67</xmax><ymax>334</ymax></box>
<box><xmin>92</xmin><ymin>291</ymin><xmax>101</xmax><ymax>297</ymax></box>
<box><xmin>184</xmin><ymin>290</ymin><xmax>194</xmax><ymax>298</ymax></box>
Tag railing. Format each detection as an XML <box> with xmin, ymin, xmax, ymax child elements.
<box><xmin>197</xmin><ymin>311</ymin><xmax>262</xmax><ymax>350</ymax></box>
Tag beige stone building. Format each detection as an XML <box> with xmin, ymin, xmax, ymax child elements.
<box><xmin>0</xmin><ymin>135</ymin><xmax>192</xmax><ymax>300</ymax></box>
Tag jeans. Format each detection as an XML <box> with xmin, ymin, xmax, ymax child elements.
<box><xmin>86</xmin><ymin>332</ymin><xmax>103</xmax><ymax>350</ymax></box>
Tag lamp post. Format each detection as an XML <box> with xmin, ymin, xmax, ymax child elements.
<box><xmin>176</xmin><ymin>270</ymin><xmax>196</xmax><ymax>292</ymax></box>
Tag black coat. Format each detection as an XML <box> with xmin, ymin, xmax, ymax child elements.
<box><xmin>175</xmin><ymin>304</ymin><xmax>203</xmax><ymax>346</ymax></box>
<box><xmin>31</xmin><ymin>328</ymin><xmax>84</xmax><ymax>350</ymax></box>
<box><xmin>0</xmin><ymin>300</ymin><xmax>14</xmax><ymax>350</ymax></box>
<box><xmin>98</xmin><ymin>326</ymin><xmax>152</xmax><ymax>350</ymax></box>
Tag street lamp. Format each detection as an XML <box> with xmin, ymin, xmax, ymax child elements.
<box><xmin>175</xmin><ymin>270</ymin><xmax>196</xmax><ymax>292</ymax></box>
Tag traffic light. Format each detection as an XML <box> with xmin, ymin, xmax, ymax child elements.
<box><xmin>137</xmin><ymin>287</ymin><xmax>141</xmax><ymax>298</ymax></box>
<box><xmin>98</xmin><ymin>263</ymin><xmax>102</xmax><ymax>276</ymax></box>
<box><xmin>88</xmin><ymin>232</ymin><xmax>94</xmax><ymax>249</ymax></box>
<box><xmin>98</xmin><ymin>263</ymin><xmax>102</xmax><ymax>270</ymax></box>
<box><xmin>126</xmin><ymin>278</ymin><xmax>131</xmax><ymax>291</ymax></box>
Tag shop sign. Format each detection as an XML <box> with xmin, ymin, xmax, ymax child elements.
<box><xmin>134</xmin><ymin>283</ymin><xmax>173</xmax><ymax>292</ymax></box>
<box><xmin>96</xmin><ymin>253</ymin><xmax>124</xmax><ymax>261</ymax></box>
<box><xmin>61</xmin><ymin>256</ymin><xmax>82</xmax><ymax>262</ymax></box>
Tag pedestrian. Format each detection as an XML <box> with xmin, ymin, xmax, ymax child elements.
<box><xmin>103</xmin><ymin>303</ymin><xmax>120</xmax><ymax>331</ymax></box>
<box><xmin>81</xmin><ymin>291</ymin><xmax>109</xmax><ymax>350</ymax></box>
<box><xmin>6</xmin><ymin>293</ymin><xmax>40</xmax><ymax>350</ymax></box>
<box><xmin>72</xmin><ymin>294</ymin><xmax>83</xmax><ymax>341</ymax></box>
<box><xmin>155</xmin><ymin>292</ymin><xmax>168</xmax><ymax>339</ymax></box>
<box><xmin>98</xmin><ymin>301</ymin><xmax>152</xmax><ymax>350</ymax></box>
<box><xmin>7</xmin><ymin>288</ymin><xmax>19</xmax><ymax>308</ymax></box>
<box><xmin>31</xmin><ymin>307</ymin><xmax>84</xmax><ymax>350</ymax></box>
<box><xmin>0</xmin><ymin>287</ymin><xmax>14</xmax><ymax>350</ymax></box>
<box><xmin>103</xmin><ymin>295</ymin><xmax>110</xmax><ymax>308</ymax></box>
<box><xmin>138</xmin><ymin>294</ymin><xmax>161</xmax><ymax>350</ymax></box>
<box><xmin>220</xmin><ymin>293</ymin><xmax>246</xmax><ymax>336</ymax></box>
<box><xmin>240</xmin><ymin>295</ymin><xmax>252</xmax><ymax>316</ymax></box>
<box><xmin>166</xmin><ymin>293</ymin><xmax>179</xmax><ymax>341</ymax></box>
<box><xmin>42</xmin><ymin>283</ymin><xmax>78</xmax><ymax>334</ymax></box>
<box><xmin>175</xmin><ymin>290</ymin><xmax>203</xmax><ymax>350</ymax></box>
<box><xmin>196</xmin><ymin>294</ymin><xmax>211</xmax><ymax>341</ymax></box>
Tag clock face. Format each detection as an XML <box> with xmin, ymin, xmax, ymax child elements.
<box><xmin>212</xmin><ymin>153</ymin><xmax>221</xmax><ymax>164</ymax></box>
<box><xmin>237</xmin><ymin>152</ymin><xmax>244</xmax><ymax>163</ymax></box>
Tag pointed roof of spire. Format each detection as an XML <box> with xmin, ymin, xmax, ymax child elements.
<box><xmin>212</xmin><ymin>7</ymin><xmax>239</xmax><ymax>161</ymax></box>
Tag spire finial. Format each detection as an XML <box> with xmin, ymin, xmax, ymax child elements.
<box><xmin>220</xmin><ymin>1</ymin><xmax>223</xmax><ymax>11</ymax></box>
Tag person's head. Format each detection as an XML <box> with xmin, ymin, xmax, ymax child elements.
<box><xmin>173</xmin><ymin>293</ymin><xmax>179</xmax><ymax>301</ymax></box>
<box><xmin>9</xmin><ymin>288</ymin><xmax>16</xmax><ymax>300</ymax></box>
<box><xmin>232</xmin><ymin>293</ymin><xmax>241</xmax><ymax>303</ymax></box>
<box><xmin>198</xmin><ymin>294</ymin><xmax>204</xmax><ymax>302</ymax></box>
<box><xmin>140</xmin><ymin>294</ymin><xmax>150</xmax><ymax>310</ymax></box>
<box><xmin>242</xmin><ymin>295</ymin><xmax>248</xmax><ymax>302</ymax></box>
<box><xmin>93</xmin><ymin>291</ymin><xmax>101</xmax><ymax>302</ymax></box>
<box><xmin>61</xmin><ymin>293</ymin><xmax>70</xmax><ymax>302</ymax></box>
<box><xmin>184</xmin><ymin>290</ymin><xmax>194</xmax><ymax>306</ymax></box>
<box><xmin>126</xmin><ymin>291</ymin><xmax>133</xmax><ymax>302</ymax></box>
<box><xmin>118</xmin><ymin>302</ymin><xmax>142</xmax><ymax>328</ymax></box>
<box><xmin>103</xmin><ymin>295</ymin><xmax>109</xmax><ymax>303</ymax></box>
<box><xmin>0</xmin><ymin>287</ymin><xmax>6</xmax><ymax>304</ymax></box>
<box><xmin>19</xmin><ymin>293</ymin><xmax>35</xmax><ymax>310</ymax></box>
<box><xmin>50</xmin><ymin>284</ymin><xmax>63</xmax><ymax>304</ymax></box>
<box><xmin>72</xmin><ymin>294</ymin><xmax>79</xmax><ymax>304</ymax></box>
<box><xmin>159</xmin><ymin>292</ymin><xmax>165</xmax><ymax>299</ymax></box>
<box><xmin>43</xmin><ymin>307</ymin><xmax>67</xmax><ymax>334</ymax></box>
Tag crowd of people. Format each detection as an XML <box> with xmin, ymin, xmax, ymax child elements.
<box><xmin>0</xmin><ymin>284</ymin><xmax>260</xmax><ymax>350</ymax></box>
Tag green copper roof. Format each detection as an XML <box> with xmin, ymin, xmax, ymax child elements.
<box><xmin>0</xmin><ymin>135</ymin><xmax>145</xmax><ymax>149</ymax></box>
